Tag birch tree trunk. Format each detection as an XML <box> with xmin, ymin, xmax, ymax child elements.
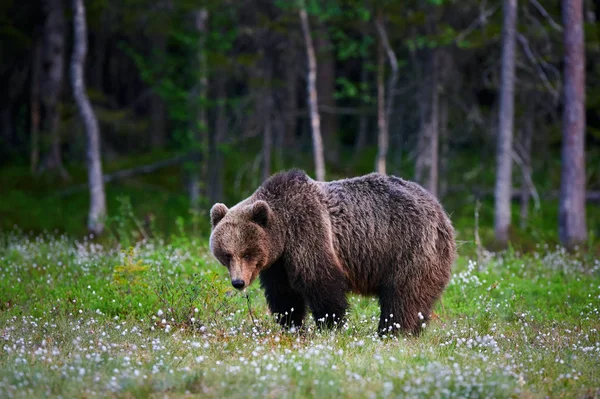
<box><xmin>416</xmin><ymin>49</ymin><xmax>440</xmax><ymax>196</ymax></box>
<box><xmin>71</xmin><ymin>0</ymin><xmax>107</xmax><ymax>234</ymax></box>
<box><xmin>559</xmin><ymin>0</ymin><xmax>587</xmax><ymax>250</ymax></box>
<box><xmin>374</xmin><ymin>11</ymin><xmax>398</xmax><ymax>175</ymax></box>
<box><xmin>299</xmin><ymin>4</ymin><xmax>325</xmax><ymax>181</ymax></box>
<box><xmin>189</xmin><ymin>9</ymin><xmax>208</xmax><ymax>211</ymax></box>
<box><xmin>494</xmin><ymin>0</ymin><xmax>517</xmax><ymax>247</ymax></box>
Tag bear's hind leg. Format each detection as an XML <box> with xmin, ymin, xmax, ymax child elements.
<box><xmin>378</xmin><ymin>283</ymin><xmax>431</xmax><ymax>336</ymax></box>
<box><xmin>260</xmin><ymin>263</ymin><xmax>306</xmax><ymax>329</ymax></box>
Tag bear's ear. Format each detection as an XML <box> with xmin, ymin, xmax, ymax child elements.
<box><xmin>250</xmin><ymin>200</ymin><xmax>271</xmax><ymax>228</ymax></box>
<box><xmin>210</xmin><ymin>203</ymin><xmax>229</xmax><ymax>227</ymax></box>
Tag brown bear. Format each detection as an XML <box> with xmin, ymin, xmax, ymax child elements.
<box><xmin>209</xmin><ymin>169</ymin><xmax>456</xmax><ymax>335</ymax></box>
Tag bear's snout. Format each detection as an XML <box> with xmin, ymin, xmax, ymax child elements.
<box><xmin>231</xmin><ymin>279</ymin><xmax>246</xmax><ymax>290</ymax></box>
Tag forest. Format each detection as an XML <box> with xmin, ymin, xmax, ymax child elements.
<box><xmin>0</xmin><ymin>0</ymin><xmax>599</xmax><ymax>398</ymax></box>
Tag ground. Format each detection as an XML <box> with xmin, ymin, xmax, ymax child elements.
<box><xmin>0</xmin><ymin>229</ymin><xmax>599</xmax><ymax>398</ymax></box>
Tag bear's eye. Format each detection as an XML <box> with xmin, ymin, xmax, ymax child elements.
<box><xmin>223</xmin><ymin>253</ymin><xmax>232</xmax><ymax>264</ymax></box>
<box><xmin>243</xmin><ymin>253</ymin><xmax>252</xmax><ymax>261</ymax></box>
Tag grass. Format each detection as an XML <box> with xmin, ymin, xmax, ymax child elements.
<box><xmin>1</xmin><ymin>228</ymin><xmax>599</xmax><ymax>398</ymax></box>
<box><xmin>1</xmin><ymin>149</ymin><xmax>600</xmax><ymax>397</ymax></box>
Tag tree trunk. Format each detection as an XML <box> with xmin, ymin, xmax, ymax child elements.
<box><xmin>40</xmin><ymin>0</ymin><xmax>68</xmax><ymax>179</ymax></box>
<box><xmin>71</xmin><ymin>0</ymin><xmax>107</xmax><ymax>235</ymax></box>
<box><xmin>375</xmin><ymin>21</ymin><xmax>387</xmax><ymax>174</ymax></box>
<box><xmin>426</xmin><ymin>50</ymin><xmax>440</xmax><ymax>197</ymax></box>
<box><xmin>189</xmin><ymin>9</ymin><xmax>209</xmax><ymax>212</ymax></box>
<box><xmin>208</xmin><ymin>76</ymin><xmax>227</xmax><ymax>205</ymax></box>
<box><xmin>31</xmin><ymin>40</ymin><xmax>42</xmax><ymax>174</ymax></box>
<box><xmin>559</xmin><ymin>0</ymin><xmax>587</xmax><ymax>250</ymax></box>
<box><xmin>299</xmin><ymin>4</ymin><xmax>325</xmax><ymax>181</ymax></box>
<box><xmin>315</xmin><ymin>22</ymin><xmax>339</xmax><ymax>165</ymax></box>
<box><xmin>374</xmin><ymin>11</ymin><xmax>398</xmax><ymax>175</ymax></box>
<box><xmin>494</xmin><ymin>0</ymin><xmax>518</xmax><ymax>247</ymax></box>
<box><xmin>416</xmin><ymin>49</ymin><xmax>440</xmax><ymax>196</ymax></box>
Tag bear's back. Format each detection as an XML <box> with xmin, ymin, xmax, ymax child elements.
<box><xmin>319</xmin><ymin>173</ymin><xmax>454</xmax><ymax>294</ymax></box>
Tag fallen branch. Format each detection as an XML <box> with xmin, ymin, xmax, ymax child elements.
<box><xmin>58</xmin><ymin>154</ymin><xmax>194</xmax><ymax>196</ymax></box>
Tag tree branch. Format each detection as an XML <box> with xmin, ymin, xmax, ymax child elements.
<box><xmin>517</xmin><ymin>33</ymin><xmax>560</xmax><ymax>101</ymax></box>
<box><xmin>511</xmin><ymin>149</ymin><xmax>540</xmax><ymax>211</ymax></box>
<box><xmin>455</xmin><ymin>5</ymin><xmax>500</xmax><ymax>44</ymax></box>
<box><xmin>529</xmin><ymin>0</ymin><xmax>563</xmax><ymax>32</ymax></box>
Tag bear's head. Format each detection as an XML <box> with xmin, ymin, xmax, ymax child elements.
<box><xmin>209</xmin><ymin>200</ymin><xmax>281</xmax><ymax>290</ymax></box>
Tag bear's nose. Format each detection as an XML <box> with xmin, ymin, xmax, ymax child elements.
<box><xmin>231</xmin><ymin>279</ymin><xmax>245</xmax><ymax>290</ymax></box>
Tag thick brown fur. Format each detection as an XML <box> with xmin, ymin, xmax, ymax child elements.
<box><xmin>209</xmin><ymin>169</ymin><xmax>457</xmax><ymax>336</ymax></box>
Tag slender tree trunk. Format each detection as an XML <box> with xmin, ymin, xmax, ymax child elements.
<box><xmin>494</xmin><ymin>0</ymin><xmax>518</xmax><ymax>247</ymax></box>
<box><xmin>299</xmin><ymin>4</ymin><xmax>325</xmax><ymax>181</ymax></box>
<box><xmin>559</xmin><ymin>0</ymin><xmax>587</xmax><ymax>250</ymax></box>
<box><xmin>189</xmin><ymin>9</ymin><xmax>209</xmax><ymax>211</ymax></box>
<box><xmin>315</xmin><ymin>23</ymin><xmax>339</xmax><ymax>165</ymax></box>
<box><xmin>353</xmin><ymin>20</ymin><xmax>370</xmax><ymax>162</ymax></box>
<box><xmin>374</xmin><ymin>11</ymin><xmax>398</xmax><ymax>175</ymax></box>
<box><xmin>416</xmin><ymin>49</ymin><xmax>440</xmax><ymax>196</ymax></box>
<box><xmin>428</xmin><ymin>53</ymin><xmax>439</xmax><ymax>198</ymax></box>
<box><xmin>71</xmin><ymin>0</ymin><xmax>107</xmax><ymax>234</ymax></box>
<box><xmin>31</xmin><ymin>40</ymin><xmax>42</xmax><ymax>174</ymax></box>
<box><xmin>40</xmin><ymin>0</ymin><xmax>68</xmax><ymax>179</ymax></box>
<box><xmin>375</xmin><ymin>23</ymin><xmax>387</xmax><ymax>174</ymax></box>
<box><xmin>208</xmin><ymin>76</ymin><xmax>227</xmax><ymax>205</ymax></box>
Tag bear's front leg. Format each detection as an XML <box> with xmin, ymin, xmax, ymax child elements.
<box><xmin>299</xmin><ymin>273</ymin><xmax>349</xmax><ymax>330</ymax></box>
<box><xmin>260</xmin><ymin>262</ymin><xmax>306</xmax><ymax>329</ymax></box>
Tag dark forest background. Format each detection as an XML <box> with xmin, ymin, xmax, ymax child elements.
<box><xmin>0</xmin><ymin>0</ymin><xmax>598</xmax><ymax>251</ymax></box>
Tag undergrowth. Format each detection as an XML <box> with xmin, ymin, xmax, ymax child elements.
<box><xmin>0</xmin><ymin>226</ymin><xmax>599</xmax><ymax>398</ymax></box>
